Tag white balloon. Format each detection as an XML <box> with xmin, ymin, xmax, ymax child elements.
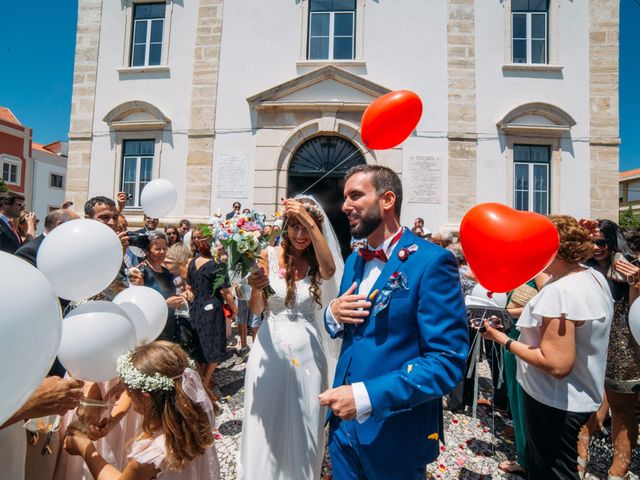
<box><xmin>58</xmin><ymin>301</ymin><xmax>136</xmax><ymax>382</ymax></box>
<box><xmin>471</xmin><ymin>283</ymin><xmax>508</xmax><ymax>309</ymax></box>
<box><xmin>0</xmin><ymin>253</ymin><xmax>62</xmax><ymax>425</ymax></box>
<box><xmin>629</xmin><ymin>297</ymin><xmax>640</xmax><ymax>346</ymax></box>
<box><xmin>37</xmin><ymin>219</ymin><xmax>123</xmax><ymax>301</ymax></box>
<box><xmin>113</xmin><ymin>286</ymin><xmax>168</xmax><ymax>345</ymax></box>
<box><xmin>140</xmin><ymin>179</ymin><xmax>177</xmax><ymax>218</ymax></box>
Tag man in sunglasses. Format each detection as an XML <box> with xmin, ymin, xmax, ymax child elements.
<box><xmin>0</xmin><ymin>191</ymin><xmax>25</xmax><ymax>254</ymax></box>
<box><xmin>226</xmin><ymin>202</ymin><xmax>241</xmax><ymax>220</ymax></box>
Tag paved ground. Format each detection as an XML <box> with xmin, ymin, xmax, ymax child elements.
<box><xmin>213</xmin><ymin>333</ymin><xmax>639</xmax><ymax>479</ymax></box>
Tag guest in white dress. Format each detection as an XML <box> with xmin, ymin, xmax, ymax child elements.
<box><xmin>62</xmin><ymin>341</ymin><xmax>220</xmax><ymax>480</ymax></box>
<box><xmin>239</xmin><ymin>198</ymin><xmax>341</xmax><ymax>480</ymax></box>
<box><xmin>482</xmin><ymin>215</ymin><xmax>614</xmax><ymax>480</ymax></box>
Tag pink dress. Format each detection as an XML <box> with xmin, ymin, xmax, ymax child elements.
<box><xmin>54</xmin><ymin>380</ymin><xmax>142</xmax><ymax>480</ymax></box>
<box><xmin>129</xmin><ymin>433</ymin><xmax>220</xmax><ymax>480</ymax></box>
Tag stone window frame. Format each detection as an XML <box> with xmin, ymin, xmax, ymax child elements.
<box><xmin>504</xmin><ymin>136</ymin><xmax>561</xmax><ymax>214</ymax></box>
<box><xmin>297</xmin><ymin>0</ymin><xmax>366</xmax><ymax>67</ymax></box>
<box><xmin>0</xmin><ymin>154</ymin><xmax>22</xmax><ymax>186</ymax></box>
<box><xmin>110</xmin><ymin>132</ymin><xmax>164</xmax><ymax>213</ymax></box>
<box><xmin>502</xmin><ymin>0</ymin><xmax>563</xmax><ymax>73</ymax></box>
<box><xmin>499</xmin><ymin>102</ymin><xmax>576</xmax><ymax>214</ymax></box>
<box><xmin>119</xmin><ymin>0</ymin><xmax>174</xmax><ymax>74</ymax></box>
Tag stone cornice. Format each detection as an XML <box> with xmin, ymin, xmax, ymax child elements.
<box><xmin>589</xmin><ymin>137</ymin><xmax>621</xmax><ymax>146</ymax></box>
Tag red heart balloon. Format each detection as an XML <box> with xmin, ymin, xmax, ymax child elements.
<box><xmin>361</xmin><ymin>90</ymin><xmax>422</xmax><ymax>150</ymax></box>
<box><xmin>459</xmin><ymin>203</ymin><xmax>559</xmax><ymax>293</ymax></box>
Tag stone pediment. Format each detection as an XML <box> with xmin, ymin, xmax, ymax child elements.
<box><xmin>103</xmin><ymin>101</ymin><xmax>170</xmax><ymax>131</ymax></box>
<box><xmin>247</xmin><ymin>65</ymin><xmax>390</xmax><ymax>111</ymax></box>
<box><xmin>497</xmin><ymin>102</ymin><xmax>576</xmax><ymax>136</ymax></box>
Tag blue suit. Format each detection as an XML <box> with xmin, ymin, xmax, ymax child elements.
<box><xmin>325</xmin><ymin>229</ymin><xmax>468</xmax><ymax>478</ymax></box>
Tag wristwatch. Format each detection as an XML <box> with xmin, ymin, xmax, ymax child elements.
<box><xmin>505</xmin><ymin>339</ymin><xmax>514</xmax><ymax>352</ymax></box>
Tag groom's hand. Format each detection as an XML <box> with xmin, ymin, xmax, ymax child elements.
<box><xmin>319</xmin><ymin>386</ymin><xmax>357</xmax><ymax>420</ymax></box>
<box><xmin>330</xmin><ymin>282</ymin><xmax>371</xmax><ymax>324</ymax></box>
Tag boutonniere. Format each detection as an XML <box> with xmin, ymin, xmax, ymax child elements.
<box><xmin>397</xmin><ymin>244</ymin><xmax>418</xmax><ymax>261</ymax></box>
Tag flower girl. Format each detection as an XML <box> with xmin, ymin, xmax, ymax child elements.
<box><xmin>63</xmin><ymin>341</ymin><xmax>220</xmax><ymax>480</ymax></box>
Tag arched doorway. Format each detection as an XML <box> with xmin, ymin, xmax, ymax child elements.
<box><xmin>287</xmin><ymin>135</ymin><xmax>365</xmax><ymax>259</ymax></box>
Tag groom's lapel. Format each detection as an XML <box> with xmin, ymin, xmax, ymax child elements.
<box><xmin>352</xmin><ymin>254</ymin><xmax>365</xmax><ymax>290</ymax></box>
<box><xmin>365</xmin><ymin>228</ymin><xmax>413</xmax><ymax>301</ymax></box>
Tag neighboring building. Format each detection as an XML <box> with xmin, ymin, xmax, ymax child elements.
<box><xmin>0</xmin><ymin>106</ymin><xmax>69</xmax><ymax>231</ymax></box>
<box><xmin>0</xmin><ymin>106</ymin><xmax>33</xmax><ymax>207</ymax></box>
<box><xmin>619</xmin><ymin>168</ymin><xmax>640</xmax><ymax>217</ymax></box>
<box><xmin>66</xmin><ymin>0</ymin><xmax>620</xmax><ymax>253</ymax></box>
<box><xmin>31</xmin><ymin>141</ymin><xmax>69</xmax><ymax>229</ymax></box>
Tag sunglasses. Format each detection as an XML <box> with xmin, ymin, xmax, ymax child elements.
<box><xmin>592</xmin><ymin>239</ymin><xmax>608</xmax><ymax>247</ymax></box>
<box><xmin>468</xmin><ymin>315</ymin><xmax>504</xmax><ymax>330</ymax></box>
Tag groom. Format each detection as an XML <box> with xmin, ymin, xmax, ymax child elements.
<box><xmin>319</xmin><ymin>165</ymin><xmax>468</xmax><ymax>479</ymax></box>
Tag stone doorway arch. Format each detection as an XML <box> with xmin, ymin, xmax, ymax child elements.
<box><xmin>287</xmin><ymin>134</ymin><xmax>366</xmax><ymax>259</ymax></box>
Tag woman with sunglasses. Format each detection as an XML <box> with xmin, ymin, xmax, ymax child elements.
<box><xmin>577</xmin><ymin>219</ymin><xmax>640</xmax><ymax>480</ymax></box>
<box><xmin>482</xmin><ymin>215</ymin><xmax>614</xmax><ymax>480</ymax></box>
<box><xmin>164</xmin><ymin>224</ymin><xmax>182</xmax><ymax>246</ymax></box>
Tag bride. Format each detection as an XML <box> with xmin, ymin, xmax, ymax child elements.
<box><xmin>238</xmin><ymin>197</ymin><xmax>343</xmax><ymax>480</ymax></box>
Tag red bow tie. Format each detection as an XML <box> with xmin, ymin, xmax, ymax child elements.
<box><xmin>358</xmin><ymin>229</ymin><xmax>404</xmax><ymax>263</ymax></box>
<box><xmin>359</xmin><ymin>249</ymin><xmax>388</xmax><ymax>263</ymax></box>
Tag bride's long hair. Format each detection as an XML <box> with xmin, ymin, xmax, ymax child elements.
<box><xmin>281</xmin><ymin>203</ymin><xmax>324</xmax><ymax>308</ymax></box>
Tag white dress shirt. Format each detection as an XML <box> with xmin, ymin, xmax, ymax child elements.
<box><xmin>326</xmin><ymin>228</ymin><xmax>404</xmax><ymax>422</ymax></box>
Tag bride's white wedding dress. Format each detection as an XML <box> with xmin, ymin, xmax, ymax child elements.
<box><xmin>238</xmin><ymin>246</ymin><xmax>336</xmax><ymax>480</ymax></box>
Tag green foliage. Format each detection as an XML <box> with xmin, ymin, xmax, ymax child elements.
<box><xmin>212</xmin><ymin>262</ymin><xmax>228</xmax><ymax>294</ymax></box>
<box><xmin>0</xmin><ymin>179</ymin><xmax>7</xmax><ymax>193</ymax></box>
<box><xmin>619</xmin><ymin>206</ymin><xmax>640</xmax><ymax>229</ymax></box>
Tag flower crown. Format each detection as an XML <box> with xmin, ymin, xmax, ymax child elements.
<box><xmin>116</xmin><ymin>350</ymin><xmax>197</xmax><ymax>393</ymax></box>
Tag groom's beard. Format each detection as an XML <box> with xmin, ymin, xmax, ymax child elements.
<box><xmin>349</xmin><ymin>207</ymin><xmax>382</xmax><ymax>239</ymax></box>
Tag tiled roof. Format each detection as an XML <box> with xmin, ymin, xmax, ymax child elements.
<box><xmin>0</xmin><ymin>107</ymin><xmax>20</xmax><ymax>125</ymax></box>
<box><xmin>32</xmin><ymin>142</ymin><xmax>51</xmax><ymax>153</ymax></box>
<box><xmin>621</xmin><ymin>168</ymin><xmax>640</xmax><ymax>179</ymax></box>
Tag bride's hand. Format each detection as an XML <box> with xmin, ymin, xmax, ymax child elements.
<box><xmin>282</xmin><ymin>199</ymin><xmax>315</xmax><ymax>229</ymax></box>
<box><xmin>248</xmin><ymin>268</ymin><xmax>270</xmax><ymax>291</ymax></box>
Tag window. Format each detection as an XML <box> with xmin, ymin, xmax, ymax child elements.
<box><xmin>514</xmin><ymin>144</ymin><xmax>550</xmax><ymax>214</ymax></box>
<box><xmin>1</xmin><ymin>156</ymin><xmax>21</xmax><ymax>185</ymax></box>
<box><xmin>50</xmin><ymin>173</ymin><xmax>64</xmax><ymax>189</ymax></box>
<box><xmin>512</xmin><ymin>0</ymin><xmax>548</xmax><ymax>64</ymax></box>
<box><xmin>130</xmin><ymin>3</ymin><xmax>166</xmax><ymax>67</ymax></box>
<box><xmin>628</xmin><ymin>181</ymin><xmax>640</xmax><ymax>203</ymax></box>
<box><xmin>308</xmin><ymin>0</ymin><xmax>356</xmax><ymax>60</ymax></box>
<box><xmin>120</xmin><ymin>139</ymin><xmax>154</xmax><ymax>208</ymax></box>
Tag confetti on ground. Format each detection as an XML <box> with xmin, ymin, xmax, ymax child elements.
<box><xmin>213</xmin><ymin>326</ymin><xmax>639</xmax><ymax>479</ymax></box>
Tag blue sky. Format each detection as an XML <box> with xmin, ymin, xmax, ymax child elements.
<box><xmin>0</xmin><ymin>1</ymin><xmax>637</xmax><ymax>171</ymax></box>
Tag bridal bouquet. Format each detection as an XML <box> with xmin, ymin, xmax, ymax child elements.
<box><xmin>202</xmin><ymin>211</ymin><xmax>276</xmax><ymax>298</ymax></box>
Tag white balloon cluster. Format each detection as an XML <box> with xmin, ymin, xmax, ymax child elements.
<box><xmin>1</xmin><ymin>209</ymin><xmax>174</xmax><ymax>422</ymax></box>
<box><xmin>57</xmin><ymin>288</ymin><xmax>168</xmax><ymax>383</ymax></box>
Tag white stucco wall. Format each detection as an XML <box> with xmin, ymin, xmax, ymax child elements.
<box><xmin>474</xmin><ymin>0</ymin><xmax>590</xmax><ymax>218</ymax></box>
<box><xmin>214</xmin><ymin>0</ymin><xmax>450</xmax><ymax>226</ymax></box>
<box><xmin>84</xmin><ymin>0</ymin><xmax>597</xmax><ymax>227</ymax></box>
<box><xmin>32</xmin><ymin>151</ymin><xmax>67</xmax><ymax>233</ymax></box>
<box><xmin>88</xmin><ymin>0</ymin><xmax>199</xmax><ymax>217</ymax></box>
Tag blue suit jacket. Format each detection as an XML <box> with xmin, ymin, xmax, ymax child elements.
<box><xmin>325</xmin><ymin>229</ymin><xmax>468</xmax><ymax>469</ymax></box>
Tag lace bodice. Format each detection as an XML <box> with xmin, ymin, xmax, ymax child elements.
<box><xmin>265</xmin><ymin>247</ymin><xmax>318</xmax><ymax>319</ymax></box>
